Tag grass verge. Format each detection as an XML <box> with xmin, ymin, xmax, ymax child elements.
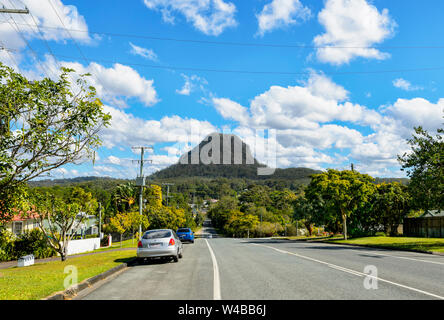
<box><xmin>327</xmin><ymin>236</ymin><xmax>444</xmax><ymax>253</ymax></box>
<box><xmin>0</xmin><ymin>250</ymin><xmax>136</xmax><ymax>300</ymax></box>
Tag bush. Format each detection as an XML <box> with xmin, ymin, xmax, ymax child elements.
<box><xmin>0</xmin><ymin>229</ymin><xmax>16</xmax><ymax>261</ymax></box>
<box><xmin>0</xmin><ymin>228</ymin><xmax>57</xmax><ymax>261</ymax></box>
<box><xmin>14</xmin><ymin>229</ymin><xmax>57</xmax><ymax>259</ymax></box>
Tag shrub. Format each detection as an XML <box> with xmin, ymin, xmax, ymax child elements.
<box><xmin>3</xmin><ymin>229</ymin><xmax>57</xmax><ymax>261</ymax></box>
<box><xmin>0</xmin><ymin>229</ymin><xmax>16</xmax><ymax>261</ymax></box>
<box><xmin>14</xmin><ymin>229</ymin><xmax>57</xmax><ymax>259</ymax></box>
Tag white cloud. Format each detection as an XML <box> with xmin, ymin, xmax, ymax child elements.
<box><xmin>212</xmin><ymin>97</ymin><xmax>250</xmax><ymax>125</ymax></box>
<box><xmin>393</xmin><ymin>78</ymin><xmax>423</xmax><ymax>91</ymax></box>
<box><xmin>313</xmin><ymin>0</ymin><xmax>396</xmax><ymax>65</ymax></box>
<box><xmin>129</xmin><ymin>42</ymin><xmax>158</xmax><ymax>61</ymax></box>
<box><xmin>100</xmin><ymin>105</ymin><xmax>218</xmax><ymax>149</ymax></box>
<box><xmin>0</xmin><ymin>0</ymin><xmax>91</xmax><ymax>66</ymax></box>
<box><xmin>176</xmin><ymin>74</ymin><xmax>207</xmax><ymax>96</ymax></box>
<box><xmin>143</xmin><ymin>0</ymin><xmax>237</xmax><ymax>36</ymax></box>
<box><xmin>106</xmin><ymin>155</ymin><xmax>122</xmax><ymax>165</ymax></box>
<box><xmin>211</xmin><ymin>73</ymin><xmax>443</xmax><ymax>177</ymax></box>
<box><xmin>213</xmin><ymin>72</ymin><xmax>381</xmax><ymax>130</ymax></box>
<box><xmin>41</xmin><ymin>56</ymin><xmax>159</xmax><ymax>107</ymax></box>
<box><xmin>256</xmin><ymin>0</ymin><xmax>311</xmax><ymax>36</ymax></box>
<box><xmin>383</xmin><ymin>98</ymin><xmax>444</xmax><ymax>134</ymax></box>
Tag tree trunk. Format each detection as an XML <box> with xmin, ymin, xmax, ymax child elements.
<box><xmin>120</xmin><ymin>233</ymin><xmax>123</xmax><ymax>247</ymax></box>
<box><xmin>342</xmin><ymin>214</ymin><xmax>348</xmax><ymax>240</ymax></box>
<box><xmin>60</xmin><ymin>246</ymin><xmax>67</xmax><ymax>261</ymax></box>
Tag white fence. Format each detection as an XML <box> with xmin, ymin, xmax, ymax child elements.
<box><xmin>61</xmin><ymin>238</ymin><xmax>101</xmax><ymax>256</ymax></box>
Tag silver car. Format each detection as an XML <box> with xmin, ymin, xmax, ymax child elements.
<box><xmin>137</xmin><ymin>229</ymin><xmax>183</xmax><ymax>263</ymax></box>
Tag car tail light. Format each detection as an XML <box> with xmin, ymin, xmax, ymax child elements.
<box><xmin>169</xmin><ymin>238</ymin><xmax>175</xmax><ymax>246</ymax></box>
<box><xmin>138</xmin><ymin>240</ymin><xmax>142</xmax><ymax>248</ymax></box>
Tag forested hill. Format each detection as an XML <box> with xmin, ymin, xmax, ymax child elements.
<box><xmin>28</xmin><ymin>176</ymin><xmax>130</xmax><ymax>189</ymax></box>
<box><xmin>150</xmin><ymin>163</ymin><xmax>321</xmax><ymax>180</ymax></box>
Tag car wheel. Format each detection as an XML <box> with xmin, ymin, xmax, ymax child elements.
<box><xmin>137</xmin><ymin>257</ymin><xmax>145</xmax><ymax>265</ymax></box>
<box><xmin>178</xmin><ymin>250</ymin><xmax>183</xmax><ymax>259</ymax></box>
<box><xmin>191</xmin><ymin>240</ymin><xmax>194</xmax><ymax>244</ymax></box>
<box><xmin>173</xmin><ymin>254</ymin><xmax>179</xmax><ymax>262</ymax></box>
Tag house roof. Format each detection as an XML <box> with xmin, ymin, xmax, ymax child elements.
<box><xmin>11</xmin><ymin>212</ymin><xmax>40</xmax><ymax>221</ymax></box>
<box><xmin>421</xmin><ymin>210</ymin><xmax>444</xmax><ymax>217</ymax></box>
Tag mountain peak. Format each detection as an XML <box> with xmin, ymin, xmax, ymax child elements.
<box><xmin>179</xmin><ymin>132</ymin><xmax>260</xmax><ymax>166</ymax></box>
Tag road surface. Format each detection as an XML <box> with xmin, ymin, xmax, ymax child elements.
<box><xmin>78</xmin><ymin>220</ymin><xmax>444</xmax><ymax>300</ymax></box>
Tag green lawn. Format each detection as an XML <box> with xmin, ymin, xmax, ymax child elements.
<box><xmin>273</xmin><ymin>235</ymin><xmax>344</xmax><ymax>241</ymax></box>
<box><xmin>328</xmin><ymin>236</ymin><xmax>444</xmax><ymax>253</ymax></box>
<box><xmin>95</xmin><ymin>238</ymin><xmax>137</xmax><ymax>251</ymax></box>
<box><xmin>0</xmin><ymin>250</ymin><xmax>136</xmax><ymax>300</ymax></box>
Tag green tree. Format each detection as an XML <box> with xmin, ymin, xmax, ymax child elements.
<box><xmin>293</xmin><ymin>194</ymin><xmax>323</xmax><ymax>236</ymax></box>
<box><xmin>398</xmin><ymin>126</ymin><xmax>443</xmax><ymax>212</ymax></box>
<box><xmin>109</xmin><ymin>212</ymin><xmax>129</xmax><ymax>247</ymax></box>
<box><xmin>224</xmin><ymin>210</ymin><xmax>259</xmax><ymax>237</ymax></box>
<box><xmin>306</xmin><ymin>169</ymin><xmax>376</xmax><ymax>240</ymax></box>
<box><xmin>0</xmin><ymin>63</ymin><xmax>111</xmax><ymax>223</ymax></box>
<box><xmin>111</xmin><ymin>182</ymin><xmax>136</xmax><ymax>213</ymax></box>
<box><xmin>373</xmin><ymin>183</ymin><xmax>411</xmax><ymax>236</ymax></box>
<box><xmin>124</xmin><ymin>211</ymin><xmax>150</xmax><ymax>244</ymax></box>
<box><xmin>144</xmin><ymin>205</ymin><xmax>186</xmax><ymax>231</ymax></box>
<box><xmin>29</xmin><ymin>190</ymin><xmax>87</xmax><ymax>261</ymax></box>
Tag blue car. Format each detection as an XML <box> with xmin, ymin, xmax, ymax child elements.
<box><xmin>176</xmin><ymin>228</ymin><xmax>194</xmax><ymax>243</ymax></box>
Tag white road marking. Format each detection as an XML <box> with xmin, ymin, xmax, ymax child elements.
<box><xmin>205</xmin><ymin>239</ymin><xmax>221</xmax><ymax>300</ymax></box>
<box><xmin>253</xmin><ymin>243</ymin><xmax>444</xmax><ymax>300</ymax></box>
<box><xmin>296</xmin><ymin>243</ymin><xmax>444</xmax><ymax>265</ymax></box>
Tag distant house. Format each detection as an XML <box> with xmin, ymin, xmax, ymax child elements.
<box><xmin>421</xmin><ymin>210</ymin><xmax>444</xmax><ymax>218</ymax></box>
<box><xmin>5</xmin><ymin>212</ymin><xmax>40</xmax><ymax>236</ymax></box>
<box><xmin>4</xmin><ymin>211</ymin><xmax>98</xmax><ymax>237</ymax></box>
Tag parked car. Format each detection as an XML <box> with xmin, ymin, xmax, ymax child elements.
<box><xmin>176</xmin><ymin>228</ymin><xmax>194</xmax><ymax>243</ymax></box>
<box><xmin>137</xmin><ymin>229</ymin><xmax>183</xmax><ymax>263</ymax></box>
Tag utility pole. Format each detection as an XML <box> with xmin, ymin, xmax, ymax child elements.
<box><xmin>132</xmin><ymin>146</ymin><xmax>153</xmax><ymax>237</ymax></box>
<box><xmin>98</xmin><ymin>202</ymin><xmax>102</xmax><ymax>239</ymax></box>
<box><xmin>162</xmin><ymin>183</ymin><xmax>174</xmax><ymax>207</ymax></box>
<box><xmin>351</xmin><ymin>163</ymin><xmax>354</xmax><ymax>172</ymax></box>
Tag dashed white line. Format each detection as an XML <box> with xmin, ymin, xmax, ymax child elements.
<box><xmin>205</xmin><ymin>239</ymin><xmax>221</xmax><ymax>300</ymax></box>
<box><xmin>253</xmin><ymin>243</ymin><xmax>444</xmax><ymax>300</ymax></box>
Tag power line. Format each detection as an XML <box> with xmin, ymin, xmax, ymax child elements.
<box><xmin>46</xmin><ymin>0</ymin><xmax>120</xmax><ymax>103</ymax></box>
<box><xmin>43</xmin><ymin>52</ymin><xmax>444</xmax><ymax>76</ymax></box>
<box><xmin>1</xmin><ymin>2</ymin><xmax>55</xmax><ymax>79</ymax></box>
<box><xmin>2</xmin><ymin>41</ymin><xmax>444</xmax><ymax>77</ymax></box>
<box><xmin>7</xmin><ymin>0</ymin><xmax>61</xmax><ymax>80</ymax></box>
<box><xmin>3</xmin><ymin>20</ymin><xmax>444</xmax><ymax>50</ymax></box>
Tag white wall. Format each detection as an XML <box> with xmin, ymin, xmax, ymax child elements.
<box><xmin>63</xmin><ymin>238</ymin><xmax>101</xmax><ymax>255</ymax></box>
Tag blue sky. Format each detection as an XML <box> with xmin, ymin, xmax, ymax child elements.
<box><xmin>1</xmin><ymin>0</ymin><xmax>443</xmax><ymax>179</ymax></box>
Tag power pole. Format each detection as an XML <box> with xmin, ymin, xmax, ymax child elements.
<box><xmin>132</xmin><ymin>146</ymin><xmax>153</xmax><ymax>237</ymax></box>
<box><xmin>351</xmin><ymin>163</ymin><xmax>354</xmax><ymax>172</ymax></box>
<box><xmin>162</xmin><ymin>183</ymin><xmax>174</xmax><ymax>207</ymax></box>
<box><xmin>98</xmin><ymin>202</ymin><xmax>102</xmax><ymax>239</ymax></box>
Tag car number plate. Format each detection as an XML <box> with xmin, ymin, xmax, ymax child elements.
<box><xmin>150</xmin><ymin>243</ymin><xmax>161</xmax><ymax>247</ymax></box>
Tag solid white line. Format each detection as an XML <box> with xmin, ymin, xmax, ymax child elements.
<box><xmin>253</xmin><ymin>243</ymin><xmax>444</xmax><ymax>300</ymax></box>
<box><xmin>205</xmin><ymin>239</ymin><xmax>221</xmax><ymax>300</ymax></box>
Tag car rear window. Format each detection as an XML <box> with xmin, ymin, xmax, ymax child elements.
<box><xmin>177</xmin><ymin>228</ymin><xmax>190</xmax><ymax>233</ymax></box>
<box><xmin>143</xmin><ymin>230</ymin><xmax>172</xmax><ymax>239</ymax></box>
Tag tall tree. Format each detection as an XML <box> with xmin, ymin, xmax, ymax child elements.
<box><xmin>372</xmin><ymin>182</ymin><xmax>411</xmax><ymax>236</ymax></box>
<box><xmin>306</xmin><ymin>169</ymin><xmax>375</xmax><ymax>240</ymax></box>
<box><xmin>0</xmin><ymin>63</ymin><xmax>111</xmax><ymax>223</ymax></box>
<box><xmin>398</xmin><ymin>126</ymin><xmax>444</xmax><ymax>212</ymax></box>
<box><xmin>29</xmin><ymin>188</ymin><xmax>98</xmax><ymax>261</ymax></box>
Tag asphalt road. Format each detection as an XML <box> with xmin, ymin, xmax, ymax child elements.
<box><xmin>78</xmin><ymin>221</ymin><xmax>444</xmax><ymax>300</ymax></box>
